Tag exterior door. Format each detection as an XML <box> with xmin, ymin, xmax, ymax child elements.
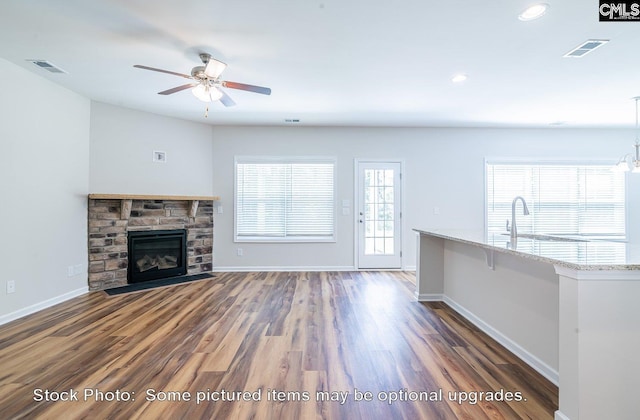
<box><xmin>357</xmin><ymin>161</ymin><xmax>402</xmax><ymax>269</ymax></box>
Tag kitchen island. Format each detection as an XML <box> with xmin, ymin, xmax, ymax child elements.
<box><xmin>414</xmin><ymin>229</ymin><xmax>640</xmax><ymax>420</ymax></box>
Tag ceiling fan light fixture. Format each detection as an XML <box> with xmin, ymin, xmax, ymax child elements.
<box><xmin>204</xmin><ymin>60</ymin><xmax>227</xmax><ymax>79</ymax></box>
<box><xmin>192</xmin><ymin>83</ymin><xmax>212</xmax><ymax>102</ymax></box>
<box><xmin>518</xmin><ymin>3</ymin><xmax>549</xmax><ymax>21</ymax></box>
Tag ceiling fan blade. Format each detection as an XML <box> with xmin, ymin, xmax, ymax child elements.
<box><xmin>222</xmin><ymin>81</ymin><xmax>271</xmax><ymax>95</ymax></box>
<box><xmin>204</xmin><ymin>58</ymin><xmax>227</xmax><ymax>79</ymax></box>
<box><xmin>158</xmin><ymin>83</ymin><xmax>195</xmax><ymax>95</ymax></box>
<box><xmin>217</xmin><ymin>88</ymin><xmax>236</xmax><ymax>107</ymax></box>
<box><xmin>134</xmin><ymin>65</ymin><xmax>192</xmax><ymax>79</ymax></box>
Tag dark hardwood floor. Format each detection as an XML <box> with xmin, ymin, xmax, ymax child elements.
<box><xmin>0</xmin><ymin>271</ymin><xmax>557</xmax><ymax>419</ymax></box>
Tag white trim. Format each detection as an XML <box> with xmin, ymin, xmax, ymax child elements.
<box><xmin>0</xmin><ymin>287</ymin><xmax>88</xmax><ymax>326</ymax></box>
<box><xmin>213</xmin><ymin>266</ymin><xmax>357</xmax><ymax>273</ymax></box>
<box><xmin>354</xmin><ymin>159</ymin><xmax>405</xmax><ymax>270</ymax></box>
<box><xmin>353</xmin><ymin>160</ymin><xmax>359</xmax><ymax>269</ymax></box>
<box><xmin>442</xmin><ymin>295</ymin><xmax>559</xmax><ymax>386</ymax></box>
<box><xmin>484</xmin><ymin>159</ymin><xmax>627</xmax><ymax>240</ymax></box>
<box><xmin>212</xmin><ymin>266</ymin><xmax>417</xmax><ymax>273</ymax></box>
<box><xmin>485</xmin><ymin>157</ymin><xmax>619</xmax><ymax>166</ymax></box>
<box><xmin>234</xmin><ymin>156</ymin><xmax>338</xmax><ymax>243</ymax></box>
<box><xmin>554</xmin><ymin>410</ymin><xmax>570</xmax><ymax>420</ymax></box>
<box><xmin>415</xmin><ymin>292</ymin><xmax>444</xmax><ymax>301</ymax></box>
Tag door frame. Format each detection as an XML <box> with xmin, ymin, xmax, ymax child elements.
<box><xmin>354</xmin><ymin>158</ymin><xmax>405</xmax><ymax>270</ymax></box>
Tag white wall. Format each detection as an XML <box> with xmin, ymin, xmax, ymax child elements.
<box><xmin>211</xmin><ymin>126</ymin><xmax>640</xmax><ymax>270</ymax></box>
<box><xmin>0</xmin><ymin>58</ymin><xmax>90</xmax><ymax>321</ymax></box>
<box><xmin>90</xmin><ymin>102</ymin><xmax>214</xmax><ymax>195</ymax></box>
<box><xmin>3</xmin><ymin>83</ymin><xmax>638</xmax><ymax>318</ymax></box>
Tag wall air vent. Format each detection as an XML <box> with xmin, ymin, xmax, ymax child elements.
<box><xmin>26</xmin><ymin>60</ymin><xmax>67</xmax><ymax>74</ymax></box>
<box><xmin>563</xmin><ymin>39</ymin><xmax>609</xmax><ymax>58</ymax></box>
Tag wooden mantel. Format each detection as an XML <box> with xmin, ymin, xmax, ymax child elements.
<box><xmin>88</xmin><ymin>194</ymin><xmax>219</xmax><ymax>219</ymax></box>
<box><xmin>88</xmin><ymin>194</ymin><xmax>219</xmax><ymax>201</ymax></box>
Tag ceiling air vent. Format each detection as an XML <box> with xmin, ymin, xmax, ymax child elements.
<box><xmin>563</xmin><ymin>39</ymin><xmax>609</xmax><ymax>58</ymax></box>
<box><xmin>27</xmin><ymin>60</ymin><xmax>67</xmax><ymax>74</ymax></box>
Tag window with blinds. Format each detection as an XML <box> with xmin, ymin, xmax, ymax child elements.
<box><xmin>235</xmin><ymin>157</ymin><xmax>336</xmax><ymax>242</ymax></box>
<box><xmin>486</xmin><ymin>162</ymin><xmax>626</xmax><ymax>238</ymax></box>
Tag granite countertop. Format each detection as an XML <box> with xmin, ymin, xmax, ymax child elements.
<box><xmin>413</xmin><ymin>228</ymin><xmax>640</xmax><ymax>270</ymax></box>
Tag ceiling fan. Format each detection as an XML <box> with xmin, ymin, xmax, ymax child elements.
<box><xmin>134</xmin><ymin>53</ymin><xmax>271</xmax><ymax>107</ymax></box>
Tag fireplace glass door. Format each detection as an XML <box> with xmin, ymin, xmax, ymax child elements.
<box><xmin>128</xmin><ymin>229</ymin><xmax>187</xmax><ymax>283</ymax></box>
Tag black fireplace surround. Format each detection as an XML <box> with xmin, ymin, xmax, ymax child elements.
<box><xmin>128</xmin><ymin>229</ymin><xmax>187</xmax><ymax>283</ymax></box>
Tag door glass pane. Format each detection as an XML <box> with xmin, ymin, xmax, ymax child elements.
<box><xmin>385</xmin><ymin>238</ymin><xmax>394</xmax><ymax>254</ymax></box>
<box><xmin>363</xmin><ymin>168</ymin><xmax>396</xmax><ymax>255</ymax></box>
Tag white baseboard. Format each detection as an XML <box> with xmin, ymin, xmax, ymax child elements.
<box><xmin>213</xmin><ymin>266</ymin><xmax>417</xmax><ymax>273</ymax></box>
<box><xmin>442</xmin><ymin>295</ymin><xmax>559</xmax><ymax>386</ymax></box>
<box><xmin>0</xmin><ymin>287</ymin><xmax>88</xmax><ymax>326</ymax></box>
<box><xmin>403</xmin><ymin>265</ymin><xmax>417</xmax><ymax>271</ymax></box>
<box><xmin>554</xmin><ymin>410</ymin><xmax>570</xmax><ymax>420</ymax></box>
<box><xmin>415</xmin><ymin>292</ymin><xmax>444</xmax><ymax>301</ymax></box>
<box><xmin>212</xmin><ymin>266</ymin><xmax>357</xmax><ymax>273</ymax></box>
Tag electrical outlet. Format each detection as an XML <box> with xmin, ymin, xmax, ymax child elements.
<box><xmin>7</xmin><ymin>280</ymin><xmax>15</xmax><ymax>294</ymax></box>
<box><xmin>217</xmin><ymin>206</ymin><xmax>223</xmax><ymax>214</ymax></box>
<box><xmin>433</xmin><ymin>207</ymin><xmax>440</xmax><ymax>215</ymax></box>
<box><xmin>237</xmin><ymin>248</ymin><xmax>243</xmax><ymax>257</ymax></box>
<box><xmin>68</xmin><ymin>266</ymin><xmax>75</xmax><ymax>277</ymax></box>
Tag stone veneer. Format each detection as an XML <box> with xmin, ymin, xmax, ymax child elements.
<box><xmin>88</xmin><ymin>199</ymin><xmax>213</xmax><ymax>290</ymax></box>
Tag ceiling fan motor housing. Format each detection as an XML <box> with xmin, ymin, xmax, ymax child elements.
<box><xmin>199</xmin><ymin>53</ymin><xmax>211</xmax><ymax>64</ymax></box>
<box><xmin>191</xmin><ymin>66</ymin><xmax>206</xmax><ymax>78</ymax></box>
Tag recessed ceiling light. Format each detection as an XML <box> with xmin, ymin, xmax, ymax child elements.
<box><xmin>518</xmin><ymin>3</ymin><xmax>549</xmax><ymax>21</ymax></box>
<box><xmin>451</xmin><ymin>74</ymin><xmax>468</xmax><ymax>83</ymax></box>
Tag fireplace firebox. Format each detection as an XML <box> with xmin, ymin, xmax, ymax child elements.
<box><xmin>128</xmin><ymin>229</ymin><xmax>187</xmax><ymax>283</ymax></box>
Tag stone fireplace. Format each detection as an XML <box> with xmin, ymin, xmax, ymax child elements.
<box><xmin>87</xmin><ymin>194</ymin><xmax>217</xmax><ymax>291</ymax></box>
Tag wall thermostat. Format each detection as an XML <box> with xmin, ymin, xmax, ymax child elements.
<box><xmin>153</xmin><ymin>151</ymin><xmax>167</xmax><ymax>163</ymax></box>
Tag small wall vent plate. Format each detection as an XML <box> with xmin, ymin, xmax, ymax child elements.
<box><xmin>153</xmin><ymin>151</ymin><xmax>167</xmax><ymax>163</ymax></box>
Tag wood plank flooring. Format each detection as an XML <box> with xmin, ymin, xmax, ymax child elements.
<box><xmin>0</xmin><ymin>271</ymin><xmax>557</xmax><ymax>419</ymax></box>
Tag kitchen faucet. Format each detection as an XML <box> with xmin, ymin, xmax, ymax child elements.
<box><xmin>507</xmin><ymin>196</ymin><xmax>530</xmax><ymax>240</ymax></box>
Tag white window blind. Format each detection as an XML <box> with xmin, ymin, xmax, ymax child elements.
<box><xmin>235</xmin><ymin>158</ymin><xmax>336</xmax><ymax>242</ymax></box>
<box><xmin>486</xmin><ymin>162</ymin><xmax>626</xmax><ymax>238</ymax></box>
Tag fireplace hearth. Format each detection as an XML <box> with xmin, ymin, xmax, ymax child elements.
<box><xmin>128</xmin><ymin>229</ymin><xmax>187</xmax><ymax>283</ymax></box>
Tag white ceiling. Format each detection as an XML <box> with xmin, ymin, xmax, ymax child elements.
<box><xmin>1</xmin><ymin>0</ymin><xmax>639</xmax><ymax>128</ymax></box>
